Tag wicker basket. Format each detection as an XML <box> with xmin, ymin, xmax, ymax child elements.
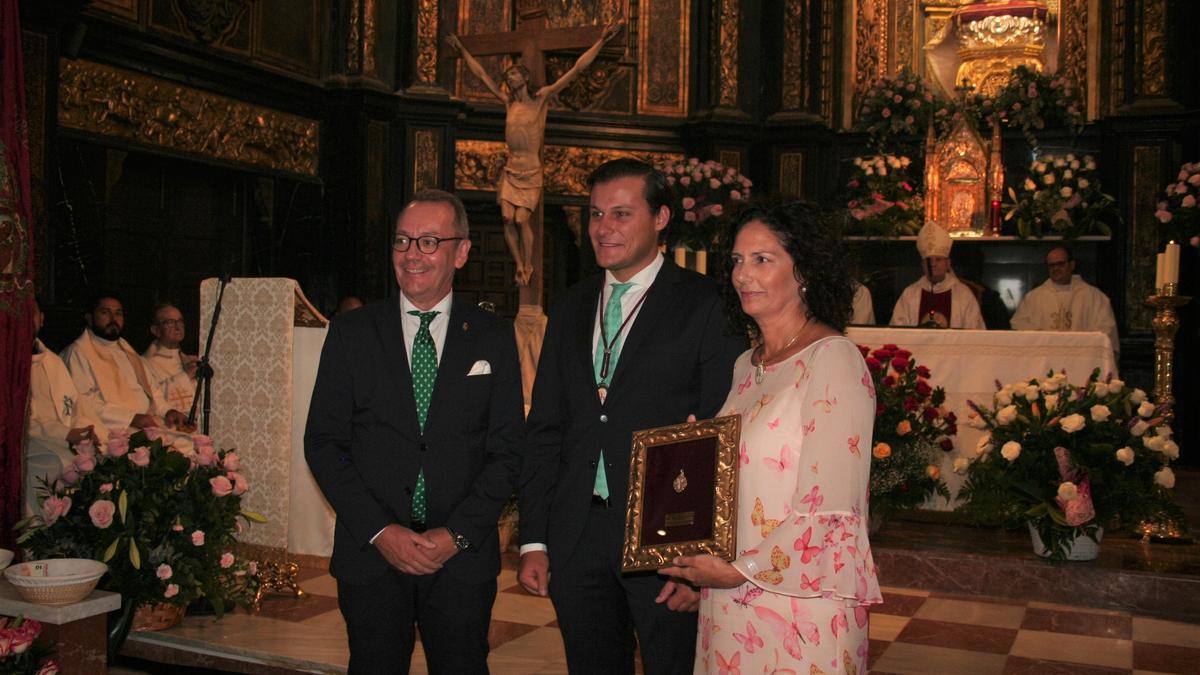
<box><xmin>4</xmin><ymin>558</ymin><xmax>107</xmax><ymax>605</ymax></box>
<box><xmin>132</xmin><ymin>602</ymin><xmax>186</xmax><ymax>632</ymax></box>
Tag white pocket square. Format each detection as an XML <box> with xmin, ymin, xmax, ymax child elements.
<box><xmin>467</xmin><ymin>360</ymin><xmax>492</xmax><ymax>376</ymax></box>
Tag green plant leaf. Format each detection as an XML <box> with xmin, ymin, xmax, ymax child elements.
<box><xmin>240</xmin><ymin>510</ymin><xmax>268</xmax><ymax>524</ymax></box>
<box><xmin>129</xmin><ymin>541</ymin><xmax>142</xmax><ymax>569</ymax></box>
<box><xmin>118</xmin><ymin>490</ymin><xmax>128</xmax><ymax>524</ymax></box>
<box><xmin>103</xmin><ymin>537</ymin><xmax>120</xmax><ymax>562</ymax></box>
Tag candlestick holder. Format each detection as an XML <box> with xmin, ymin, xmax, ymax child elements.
<box><xmin>1144</xmin><ymin>288</ymin><xmax>1190</xmax><ymax>417</ymax></box>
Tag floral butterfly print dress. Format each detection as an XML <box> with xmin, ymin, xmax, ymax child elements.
<box><xmin>696</xmin><ymin>337</ymin><xmax>882</xmax><ymax>674</ymax></box>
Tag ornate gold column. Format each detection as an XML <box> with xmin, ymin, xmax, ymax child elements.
<box><xmin>707</xmin><ymin>0</ymin><xmax>742</xmax><ymax>115</ymax></box>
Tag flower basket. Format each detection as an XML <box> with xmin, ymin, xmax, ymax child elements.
<box><xmin>859</xmin><ymin>344</ymin><xmax>955</xmax><ymax>524</ymax></box>
<box><xmin>15</xmin><ymin>429</ymin><xmax>266</xmax><ymax>657</ymax></box>
<box><xmin>656</xmin><ymin>158</ymin><xmax>751</xmax><ymax>251</ymax></box>
<box><xmin>854</xmin><ymin>66</ymin><xmax>948</xmax><ymax>149</ymax></box>
<box><xmin>957</xmin><ymin>371</ymin><xmax>1186</xmax><ymax>561</ymax></box>
<box><xmin>1004</xmin><ymin>153</ymin><xmax>1117</xmax><ymax>240</ymax></box>
<box><xmin>1155</xmin><ymin>161</ymin><xmax>1200</xmax><ymax>247</ymax></box>
<box><xmin>840</xmin><ymin>155</ymin><xmax>924</xmax><ymax>237</ymax></box>
<box><xmin>131</xmin><ymin>602</ymin><xmax>186</xmax><ymax>632</ymax></box>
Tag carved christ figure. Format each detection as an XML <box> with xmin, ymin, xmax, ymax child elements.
<box><xmin>448</xmin><ymin>20</ymin><xmax>620</xmax><ymax>286</ymax></box>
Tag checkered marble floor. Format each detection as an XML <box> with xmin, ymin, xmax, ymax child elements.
<box><xmin>121</xmin><ymin>557</ymin><xmax>1200</xmax><ymax>674</ymax></box>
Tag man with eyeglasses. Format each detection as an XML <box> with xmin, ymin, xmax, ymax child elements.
<box><xmin>306</xmin><ymin>189</ymin><xmax>524</xmax><ymax>673</ymax></box>
<box><xmin>1012</xmin><ymin>245</ymin><xmax>1119</xmax><ymax>361</ymax></box>
<box><xmin>142</xmin><ymin>302</ymin><xmax>199</xmax><ymax>413</ymax></box>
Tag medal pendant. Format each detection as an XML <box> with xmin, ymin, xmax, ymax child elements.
<box><xmin>597</xmin><ymin>384</ymin><xmax>608</xmax><ymax>404</ymax></box>
<box><xmin>673</xmin><ymin>469</ymin><xmax>688</xmax><ymax>493</ymax></box>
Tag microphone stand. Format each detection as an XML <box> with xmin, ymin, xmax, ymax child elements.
<box><xmin>188</xmin><ymin>276</ymin><xmax>229</xmax><ymax>435</ymax></box>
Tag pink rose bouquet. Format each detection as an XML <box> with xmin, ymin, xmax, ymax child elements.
<box><xmin>656</xmin><ymin>157</ymin><xmax>751</xmax><ymax>250</ymax></box>
<box><xmin>17</xmin><ymin>430</ymin><xmax>266</xmax><ymax>654</ymax></box>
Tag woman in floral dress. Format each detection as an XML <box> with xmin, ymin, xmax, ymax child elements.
<box><xmin>661</xmin><ymin>201</ymin><xmax>881</xmax><ymax>674</ymax></box>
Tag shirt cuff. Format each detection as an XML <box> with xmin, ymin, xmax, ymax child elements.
<box><xmin>519</xmin><ymin>543</ymin><xmax>547</xmax><ymax>555</ymax></box>
<box><xmin>369</xmin><ymin>526</ymin><xmax>389</xmax><ymax>544</ymax></box>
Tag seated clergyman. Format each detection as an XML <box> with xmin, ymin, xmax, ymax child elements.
<box><xmin>890</xmin><ymin>222</ymin><xmax>986</xmax><ymax>329</ymax></box>
<box><xmin>1012</xmin><ymin>245</ymin><xmax>1120</xmax><ymax>360</ymax></box>
<box><xmin>61</xmin><ymin>293</ymin><xmax>189</xmax><ymax>431</ymax></box>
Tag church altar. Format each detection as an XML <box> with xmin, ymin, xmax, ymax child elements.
<box><xmin>845</xmin><ymin>326</ymin><xmax>1118</xmax><ymax>509</ymax></box>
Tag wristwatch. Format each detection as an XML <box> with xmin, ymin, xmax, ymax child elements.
<box><xmin>448</xmin><ymin>528</ymin><xmax>470</xmax><ymax>551</ymax></box>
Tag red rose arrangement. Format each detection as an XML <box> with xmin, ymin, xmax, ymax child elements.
<box><xmin>859</xmin><ymin>344</ymin><xmax>955</xmax><ymax>524</ymax></box>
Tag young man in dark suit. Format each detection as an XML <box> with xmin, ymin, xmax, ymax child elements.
<box><xmin>517</xmin><ymin>159</ymin><xmax>746</xmax><ymax>673</ymax></box>
<box><xmin>305</xmin><ymin>189</ymin><xmax>524</xmax><ymax>674</ymax></box>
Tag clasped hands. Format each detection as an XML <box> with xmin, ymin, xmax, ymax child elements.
<box><xmin>374</xmin><ymin>524</ymin><xmax>459</xmax><ymax>575</ymax></box>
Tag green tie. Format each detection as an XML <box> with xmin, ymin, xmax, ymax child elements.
<box><xmin>593</xmin><ymin>282</ymin><xmax>634</xmax><ymax>500</ymax></box>
<box><xmin>409</xmin><ymin>310</ymin><xmax>439</xmax><ymax>523</ymax></box>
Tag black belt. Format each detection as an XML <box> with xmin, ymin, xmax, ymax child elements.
<box><xmin>591</xmin><ymin>495</ymin><xmax>611</xmax><ymax>509</ymax></box>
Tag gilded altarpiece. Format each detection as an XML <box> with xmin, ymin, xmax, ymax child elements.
<box><xmin>844</xmin><ymin>0</ymin><xmax>1100</xmax><ymax>125</ymax></box>
<box><xmin>454</xmin><ymin>140</ymin><xmax>681</xmax><ymax>197</ymax></box>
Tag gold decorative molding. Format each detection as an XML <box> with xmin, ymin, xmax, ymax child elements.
<box><xmin>1057</xmin><ymin>0</ymin><xmax>1087</xmax><ymax>114</ymax></box>
<box><xmin>854</xmin><ymin>0</ymin><xmax>887</xmax><ymax>100</ymax></box>
<box><xmin>1109</xmin><ymin>0</ymin><xmax>1126</xmax><ymax>113</ymax></box>
<box><xmin>718</xmin><ymin>150</ymin><xmax>742</xmax><ymax>174</ymax></box>
<box><xmin>364</xmin><ymin>0</ymin><xmax>377</xmax><ymax>75</ymax></box>
<box><xmin>895</xmin><ymin>0</ymin><xmax>916</xmax><ymax>71</ymax></box>
<box><xmin>454</xmin><ymin>140</ymin><xmax>682</xmax><ymax>197</ymax></box>
<box><xmin>416</xmin><ymin>0</ymin><xmax>439</xmax><ymax>85</ymax></box>
<box><xmin>347</xmin><ymin>0</ymin><xmax>361</xmax><ymax>72</ymax></box>
<box><xmin>716</xmin><ymin>0</ymin><xmax>739</xmax><ymax>107</ymax></box>
<box><xmin>1127</xmin><ymin>145</ymin><xmax>1161</xmax><ymax>331</ymax></box>
<box><xmin>779</xmin><ymin>152</ymin><xmax>804</xmax><ymax>198</ymax></box>
<box><xmin>1138</xmin><ymin>0</ymin><xmax>1167</xmax><ymax>97</ymax></box>
<box><xmin>638</xmin><ymin>0</ymin><xmax>690</xmax><ymax>116</ymax></box>
<box><xmin>413</xmin><ymin>129</ymin><xmax>439</xmax><ymax>193</ymax></box>
<box><xmin>91</xmin><ymin>0</ymin><xmax>137</xmax><ymax>21</ymax></box>
<box><xmin>58</xmin><ymin>60</ymin><xmax>319</xmax><ymax>177</ymax></box>
<box><xmin>781</xmin><ymin>0</ymin><xmax>806</xmax><ymax>111</ymax></box>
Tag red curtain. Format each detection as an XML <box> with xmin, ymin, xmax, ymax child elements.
<box><xmin>0</xmin><ymin>0</ymin><xmax>37</xmax><ymax>552</ymax></box>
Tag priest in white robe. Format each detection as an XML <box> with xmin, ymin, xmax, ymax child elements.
<box><xmin>142</xmin><ymin>302</ymin><xmax>197</xmax><ymax>413</ymax></box>
<box><xmin>61</xmin><ymin>294</ymin><xmax>188</xmax><ymax>431</ymax></box>
<box><xmin>26</xmin><ymin>299</ymin><xmax>109</xmax><ymax>515</ymax></box>
<box><xmin>1012</xmin><ymin>246</ymin><xmax>1120</xmax><ymax>360</ymax></box>
<box><xmin>891</xmin><ymin>222</ymin><xmax>986</xmax><ymax>329</ymax></box>
<box><xmin>851</xmin><ymin>280</ymin><xmax>876</xmax><ymax>325</ymax></box>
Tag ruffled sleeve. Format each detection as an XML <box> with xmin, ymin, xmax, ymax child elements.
<box><xmin>731</xmin><ymin>338</ymin><xmax>882</xmax><ymax>606</ymax></box>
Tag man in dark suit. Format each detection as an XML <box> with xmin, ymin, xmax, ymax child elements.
<box><xmin>306</xmin><ymin>189</ymin><xmax>524</xmax><ymax>674</ymax></box>
<box><xmin>517</xmin><ymin>159</ymin><xmax>746</xmax><ymax>674</ymax></box>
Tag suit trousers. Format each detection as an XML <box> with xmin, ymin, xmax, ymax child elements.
<box><xmin>337</xmin><ymin>566</ymin><xmax>497</xmax><ymax>674</ymax></box>
<box><xmin>549</xmin><ymin>501</ymin><xmax>698</xmax><ymax>675</ymax></box>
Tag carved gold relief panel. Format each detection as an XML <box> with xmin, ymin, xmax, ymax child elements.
<box><xmin>455</xmin><ymin>140</ymin><xmax>682</xmax><ymax>197</ymax></box>
<box><xmin>1126</xmin><ymin>146</ymin><xmax>1160</xmax><ymax>331</ymax></box>
<box><xmin>779</xmin><ymin>152</ymin><xmax>804</xmax><ymax>199</ymax></box>
<box><xmin>413</xmin><ymin>129</ymin><xmax>440</xmax><ymax>194</ymax></box>
<box><xmin>58</xmin><ymin>60</ymin><xmax>319</xmax><ymax>177</ymax></box>
<box><xmin>639</xmin><ymin>0</ymin><xmax>690</xmax><ymax>116</ymax></box>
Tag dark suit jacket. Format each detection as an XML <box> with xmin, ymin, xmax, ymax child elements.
<box><xmin>518</xmin><ymin>260</ymin><xmax>747</xmax><ymax>568</ymax></box>
<box><xmin>305</xmin><ymin>296</ymin><xmax>524</xmax><ymax>585</ymax></box>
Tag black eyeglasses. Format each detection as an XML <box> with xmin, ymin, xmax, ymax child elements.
<box><xmin>391</xmin><ymin>234</ymin><xmax>464</xmax><ymax>254</ymax></box>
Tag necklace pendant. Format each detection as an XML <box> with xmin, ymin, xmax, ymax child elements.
<box><xmin>754</xmin><ymin>363</ymin><xmax>765</xmax><ymax>384</ymax></box>
<box><xmin>672</xmin><ymin>469</ymin><xmax>688</xmax><ymax>493</ymax></box>
<box><xmin>597</xmin><ymin>384</ymin><xmax>608</xmax><ymax>404</ymax></box>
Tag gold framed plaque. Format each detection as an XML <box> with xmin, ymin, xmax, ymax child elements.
<box><xmin>621</xmin><ymin>415</ymin><xmax>740</xmax><ymax>572</ymax></box>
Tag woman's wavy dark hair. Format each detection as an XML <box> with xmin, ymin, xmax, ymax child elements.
<box><xmin>713</xmin><ymin>198</ymin><xmax>853</xmax><ymax>340</ymax></box>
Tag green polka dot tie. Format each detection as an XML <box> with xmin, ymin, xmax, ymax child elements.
<box><xmin>593</xmin><ymin>282</ymin><xmax>634</xmax><ymax>501</ymax></box>
<box><xmin>409</xmin><ymin>310</ymin><xmax>439</xmax><ymax>524</ymax></box>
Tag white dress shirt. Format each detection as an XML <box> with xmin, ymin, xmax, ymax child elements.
<box><xmin>521</xmin><ymin>253</ymin><xmax>666</xmax><ymax>556</ymax></box>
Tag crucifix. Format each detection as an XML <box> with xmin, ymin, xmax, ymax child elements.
<box><xmin>445</xmin><ymin>3</ymin><xmax>622</xmax><ymax>307</ymax></box>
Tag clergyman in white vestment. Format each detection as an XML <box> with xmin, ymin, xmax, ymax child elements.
<box><xmin>142</xmin><ymin>302</ymin><xmax>198</xmax><ymax>414</ymax></box>
<box><xmin>1012</xmin><ymin>246</ymin><xmax>1120</xmax><ymax>361</ymax></box>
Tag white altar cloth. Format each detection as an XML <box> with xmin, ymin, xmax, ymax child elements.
<box><xmin>845</xmin><ymin>327</ymin><xmax>1118</xmax><ymax>509</ymax></box>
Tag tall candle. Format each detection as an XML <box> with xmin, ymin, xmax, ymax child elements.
<box><xmin>1165</xmin><ymin>241</ymin><xmax>1181</xmax><ymax>285</ymax></box>
<box><xmin>1156</xmin><ymin>253</ymin><xmax>1166</xmax><ymax>290</ymax></box>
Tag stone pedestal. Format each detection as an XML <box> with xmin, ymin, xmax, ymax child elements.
<box><xmin>0</xmin><ymin>579</ymin><xmax>122</xmax><ymax>674</ymax></box>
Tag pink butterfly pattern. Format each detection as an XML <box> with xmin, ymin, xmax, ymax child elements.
<box><xmin>699</xmin><ymin>337</ymin><xmax>879</xmax><ymax>673</ymax></box>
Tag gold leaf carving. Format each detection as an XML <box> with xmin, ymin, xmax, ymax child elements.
<box><xmin>717</xmin><ymin>0</ymin><xmax>739</xmax><ymax>107</ymax></box>
<box><xmin>781</xmin><ymin>0</ymin><xmax>805</xmax><ymax>111</ymax></box>
<box><xmin>417</xmin><ymin>0</ymin><xmax>439</xmax><ymax>84</ymax></box>
<box><xmin>455</xmin><ymin>140</ymin><xmax>683</xmax><ymax>197</ymax></box>
<box><xmin>545</xmin><ymin>57</ymin><xmax>621</xmax><ymax>111</ymax></box>
<box><xmin>413</xmin><ymin>129</ymin><xmax>439</xmax><ymax>193</ymax></box>
<box><xmin>58</xmin><ymin>60</ymin><xmax>319</xmax><ymax>177</ymax></box>
<box><xmin>1140</xmin><ymin>0</ymin><xmax>1167</xmax><ymax>96</ymax></box>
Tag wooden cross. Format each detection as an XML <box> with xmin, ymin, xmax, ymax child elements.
<box><xmin>444</xmin><ymin>1</ymin><xmax>623</xmax><ymax>308</ymax></box>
